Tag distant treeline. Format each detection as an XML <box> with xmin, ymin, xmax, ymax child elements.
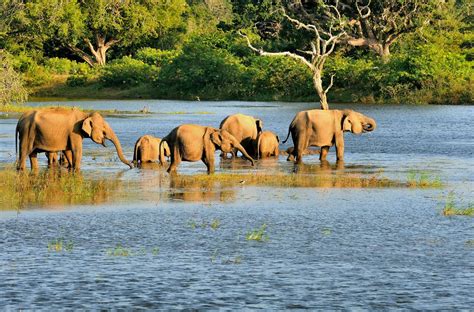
<box><xmin>1</xmin><ymin>0</ymin><xmax>472</xmax><ymax>105</ymax></box>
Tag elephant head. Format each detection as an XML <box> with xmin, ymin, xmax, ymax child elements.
<box><xmin>81</xmin><ymin>112</ymin><xmax>133</xmax><ymax>168</ymax></box>
<box><xmin>342</xmin><ymin>110</ymin><xmax>377</xmax><ymax>134</ymax></box>
<box><xmin>208</xmin><ymin>129</ymin><xmax>255</xmax><ymax>166</ymax></box>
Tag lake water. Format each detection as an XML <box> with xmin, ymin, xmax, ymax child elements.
<box><xmin>0</xmin><ymin>100</ymin><xmax>473</xmax><ymax>309</ymax></box>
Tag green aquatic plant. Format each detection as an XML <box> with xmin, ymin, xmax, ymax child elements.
<box><xmin>222</xmin><ymin>255</ymin><xmax>242</xmax><ymax>265</ymax></box>
<box><xmin>188</xmin><ymin>218</ymin><xmax>221</xmax><ymax>230</ymax></box>
<box><xmin>321</xmin><ymin>228</ymin><xmax>332</xmax><ymax>236</ymax></box>
<box><xmin>407</xmin><ymin>171</ymin><xmax>443</xmax><ymax>188</ymax></box>
<box><xmin>246</xmin><ymin>224</ymin><xmax>269</xmax><ymax>242</ymax></box>
<box><xmin>0</xmin><ymin>168</ymin><xmax>123</xmax><ymax>210</ymax></box>
<box><xmin>106</xmin><ymin>244</ymin><xmax>131</xmax><ymax>257</ymax></box>
<box><xmin>47</xmin><ymin>238</ymin><xmax>74</xmax><ymax>252</ymax></box>
<box><xmin>442</xmin><ymin>192</ymin><xmax>474</xmax><ymax>217</ymax></box>
<box><xmin>465</xmin><ymin>240</ymin><xmax>474</xmax><ymax>246</ymax></box>
<box><xmin>210</xmin><ymin>218</ymin><xmax>221</xmax><ymax>230</ymax></box>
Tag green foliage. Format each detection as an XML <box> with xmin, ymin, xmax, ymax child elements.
<box><xmin>43</xmin><ymin>57</ymin><xmax>90</xmax><ymax>75</ymax></box>
<box><xmin>246</xmin><ymin>223</ymin><xmax>269</xmax><ymax>242</ymax></box>
<box><xmin>0</xmin><ymin>51</ymin><xmax>28</xmax><ymax>106</ymax></box>
<box><xmin>135</xmin><ymin>48</ymin><xmax>180</xmax><ymax>67</ymax></box>
<box><xmin>442</xmin><ymin>192</ymin><xmax>474</xmax><ymax>217</ymax></box>
<box><xmin>100</xmin><ymin>57</ymin><xmax>160</xmax><ymax>87</ymax></box>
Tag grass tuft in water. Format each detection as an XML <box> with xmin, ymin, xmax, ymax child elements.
<box><xmin>189</xmin><ymin>218</ymin><xmax>221</xmax><ymax>230</ymax></box>
<box><xmin>407</xmin><ymin>171</ymin><xmax>443</xmax><ymax>188</ymax></box>
<box><xmin>106</xmin><ymin>244</ymin><xmax>131</xmax><ymax>257</ymax></box>
<box><xmin>246</xmin><ymin>224</ymin><xmax>269</xmax><ymax>242</ymax></box>
<box><xmin>442</xmin><ymin>192</ymin><xmax>474</xmax><ymax>216</ymax></box>
<box><xmin>465</xmin><ymin>240</ymin><xmax>474</xmax><ymax>246</ymax></box>
<box><xmin>48</xmin><ymin>238</ymin><xmax>74</xmax><ymax>252</ymax></box>
<box><xmin>0</xmin><ymin>168</ymin><xmax>122</xmax><ymax>209</ymax></box>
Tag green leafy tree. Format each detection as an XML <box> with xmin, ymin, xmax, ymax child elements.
<box><xmin>0</xmin><ymin>50</ymin><xmax>28</xmax><ymax>106</ymax></box>
<box><xmin>25</xmin><ymin>0</ymin><xmax>187</xmax><ymax>66</ymax></box>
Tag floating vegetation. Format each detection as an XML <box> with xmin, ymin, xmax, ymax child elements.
<box><xmin>321</xmin><ymin>228</ymin><xmax>332</xmax><ymax>236</ymax></box>
<box><xmin>189</xmin><ymin>218</ymin><xmax>221</xmax><ymax>230</ymax></box>
<box><xmin>174</xmin><ymin>172</ymin><xmax>408</xmax><ymax>189</ymax></box>
<box><xmin>105</xmin><ymin>245</ymin><xmax>159</xmax><ymax>257</ymax></box>
<box><xmin>466</xmin><ymin>240</ymin><xmax>474</xmax><ymax>246</ymax></box>
<box><xmin>246</xmin><ymin>224</ymin><xmax>269</xmax><ymax>242</ymax></box>
<box><xmin>407</xmin><ymin>171</ymin><xmax>443</xmax><ymax>188</ymax></box>
<box><xmin>0</xmin><ymin>168</ymin><xmax>123</xmax><ymax>209</ymax></box>
<box><xmin>442</xmin><ymin>192</ymin><xmax>474</xmax><ymax>216</ymax></box>
<box><xmin>222</xmin><ymin>255</ymin><xmax>242</xmax><ymax>265</ymax></box>
<box><xmin>48</xmin><ymin>238</ymin><xmax>74</xmax><ymax>252</ymax></box>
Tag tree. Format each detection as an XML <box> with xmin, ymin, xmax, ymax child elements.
<box><xmin>335</xmin><ymin>0</ymin><xmax>437</xmax><ymax>61</ymax></box>
<box><xmin>0</xmin><ymin>50</ymin><xmax>28</xmax><ymax>106</ymax></box>
<box><xmin>241</xmin><ymin>1</ymin><xmax>346</xmax><ymax>109</ymax></box>
<box><xmin>25</xmin><ymin>0</ymin><xmax>187</xmax><ymax>66</ymax></box>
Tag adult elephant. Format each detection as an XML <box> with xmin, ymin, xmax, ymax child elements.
<box><xmin>159</xmin><ymin>124</ymin><xmax>255</xmax><ymax>174</ymax></box>
<box><xmin>16</xmin><ymin>107</ymin><xmax>133</xmax><ymax>170</ymax></box>
<box><xmin>219</xmin><ymin>113</ymin><xmax>263</xmax><ymax>158</ymax></box>
<box><xmin>254</xmin><ymin>131</ymin><xmax>279</xmax><ymax>159</ymax></box>
<box><xmin>282</xmin><ymin>109</ymin><xmax>376</xmax><ymax>163</ymax></box>
<box><xmin>133</xmin><ymin>135</ymin><xmax>170</xmax><ymax>165</ymax></box>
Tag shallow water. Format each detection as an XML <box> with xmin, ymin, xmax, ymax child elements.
<box><xmin>0</xmin><ymin>100</ymin><xmax>473</xmax><ymax>309</ymax></box>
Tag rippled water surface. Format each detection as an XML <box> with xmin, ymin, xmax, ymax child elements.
<box><xmin>0</xmin><ymin>100</ymin><xmax>473</xmax><ymax>309</ymax></box>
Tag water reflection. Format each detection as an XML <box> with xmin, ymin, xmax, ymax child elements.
<box><xmin>168</xmin><ymin>175</ymin><xmax>236</xmax><ymax>202</ymax></box>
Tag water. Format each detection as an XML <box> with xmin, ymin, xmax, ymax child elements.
<box><xmin>0</xmin><ymin>100</ymin><xmax>473</xmax><ymax>309</ymax></box>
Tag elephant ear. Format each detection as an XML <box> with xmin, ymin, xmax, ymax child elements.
<box><xmin>342</xmin><ymin>115</ymin><xmax>352</xmax><ymax>132</ymax></box>
<box><xmin>256</xmin><ymin>119</ymin><xmax>263</xmax><ymax>133</ymax></box>
<box><xmin>210</xmin><ymin>130</ymin><xmax>223</xmax><ymax>146</ymax></box>
<box><xmin>82</xmin><ymin>117</ymin><xmax>93</xmax><ymax>136</ymax></box>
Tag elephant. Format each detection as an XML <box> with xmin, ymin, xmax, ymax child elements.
<box><xmin>219</xmin><ymin>113</ymin><xmax>263</xmax><ymax>158</ymax></box>
<box><xmin>254</xmin><ymin>131</ymin><xmax>279</xmax><ymax>159</ymax></box>
<box><xmin>46</xmin><ymin>151</ymin><xmax>72</xmax><ymax>168</ymax></box>
<box><xmin>281</xmin><ymin>146</ymin><xmax>321</xmax><ymax>161</ymax></box>
<box><xmin>159</xmin><ymin>124</ymin><xmax>255</xmax><ymax>174</ymax></box>
<box><xmin>16</xmin><ymin>107</ymin><xmax>133</xmax><ymax>170</ymax></box>
<box><xmin>282</xmin><ymin>109</ymin><xmax>376</xmax><ymax>163</ymax></box>
<box><xmin>133</xmin><ymin>135</ymin><xmax>170</xmax><ymax>165</ymax></box>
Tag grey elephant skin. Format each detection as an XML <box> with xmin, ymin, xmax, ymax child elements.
<box><xmin>219</xmin><ymin>113</ymin><xmax>263</xmax><ymax>157</ymax></box>
<box><xmin>16</xmin><ymin>107</ymin><xmax>132</xmax><ymax>170</ymax></box>
<box><xmin>159</xmin><ymin>124</ymin><xmax>255</xmax><ymax>174</ymax></box>
<box><xmin>282</xmin><ymin>109</ymin><xmax>376</xmax><ymax>163</ymax></box>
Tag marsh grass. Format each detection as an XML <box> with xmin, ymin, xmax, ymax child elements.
<box><xmin>189</xmin><ymin>218</ymin><xmax>221</xmax><ymax>230</ymax></box>
<box><xmin>106</xmin><ymin>245</ymin><xmax>160</xmax><ymax>257</ymax></box>
<box><xmin>48</xmin><ymin>238</ymin><xmax>74</xmax><ymax>252</ymax></box>
<box><xmin>246</xmin><ymin>224</ymin><xmax>269</xmax><ymax>242</ymax></box>
<box><xmin>407</xmin><ymin>171</ymin><xmax>443</xmax><ymax>188</ymax></box>
<box><xmin>0</xmin><ymin>103</ymin><xmax>145</xmax><ymax>116</ymax></box>
<box><xmin>174</xmin><ymin>172</ymin><xmax>408</xmax><ymax>189</ymax></box>
<box><xmin>0</xmin><ymin>168</ymin><xmax>122</xmax><ymax>209</ymax></box>
<box><xmin>442</xmin><ymin>192</ymin><xmax>474</xmax><ymax>216</ymax></box>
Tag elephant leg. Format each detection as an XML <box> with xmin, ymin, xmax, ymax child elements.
<box><xmin>320</xmin><ymin>146</ymin><xmax>330</xmax><ymax>161</ymax></box>
<box><xmin>168</xmin><ymin>145</ymin><xmax>181</xmax><ymax>173</ymax></box>
<box><xmin>17</xmin><ymin>137</ymin><xmax>30</xmax><ymax>170</ymax></box>
<box><xmin>204</xmin><ymin>147</ymin><xmax>216</xmax><ymax>174</ymax></box>
<box><xmin>29</xmin><ymin>152</ymin><xmax>39</xmax><ymax>170</ymax></box>
<box><xmin>63</xmin><ymin>150</ymin><xmax>73</xmax><ymax>168</ymax></box>
<box><xmin>71</xmin><ymin>145</ymin><xmax>82</xmax><ymax>171</ymax></box>
<box><xmin>295</xmin><ymin>140</ymin><xmax>307</xmax><ymax>164</ymax></box>
<box><xmin>335</xmin><ymin>134</ymin><xmax>345</xmax><ymax>161</ymax></box>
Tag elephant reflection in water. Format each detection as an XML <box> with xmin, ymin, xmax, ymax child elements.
<box><xmin>292</xmin><ymin>161</ymin><xmax>351</xmax><ymax>188</ymax></box>
<box><xmin>168</xmin><ymin>176</ymin><xmax>236</xmax><ymax>202</ymax></box>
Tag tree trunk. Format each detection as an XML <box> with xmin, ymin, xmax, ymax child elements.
<box><xmin>312</xmin><ymin>71</ymin><xmax>329</xmax><ymax>110</ymax></box>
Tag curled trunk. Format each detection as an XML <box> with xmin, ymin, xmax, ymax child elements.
<box><xmin>105</xmin><ymin>125</ymin><xmax>133</xmax><ymax>168</ymax></box>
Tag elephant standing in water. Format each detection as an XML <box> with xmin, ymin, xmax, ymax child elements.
<box><xmin>219</xmin><ymin>113</ymin><xmax>263</xmax><ymax>158</ymax></box>
<box><xmin>159</xmin><ymin>124</ymin><xmax>255</xmax><ymax>174</ymax></box>
<box><xmin>254</xmin><ymin>131</ymin><xmax>279</xmax><ymax>159</ymax></box>
<box><xmin>282</xmin><ymin>109</ymin><xmax>376</xmax><ymax>163</ymax></box>
<box><xmin>133</xmin><ymin>135</ymin><xmax>170</xmax><ymax>165</ymax></box>
<box><xmin>16</xmin><ymin>107</ymin><xmax>133</xmax><ymax>170</ymax></box>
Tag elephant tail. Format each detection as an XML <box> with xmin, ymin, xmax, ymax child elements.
<box><xmin>282</xmin><ymin>125</ymin><xmax>292</xmax><ymax>144</ymax></box>
<box><xmin>158</xmin><ymin>137</ymin><xmax>168</xmax><ymax>166</ymax></box>
<box><xmin>257</xmin><ymin>134</ymin><xmax>262</xmax><ymax>159</ymax></box>
<box><xmin>133</xmin><ymin>138</ymin><xmax>141</xmax><ymax>164</ymax></box>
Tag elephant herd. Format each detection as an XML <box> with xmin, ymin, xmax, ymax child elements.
<box><xmin>15</xmin><ymin>107</ymin><xmax>376</xmax><ymax>174</ymax></box>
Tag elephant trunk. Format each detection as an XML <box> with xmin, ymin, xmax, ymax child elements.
<box><xmin>363</xmin><ymin>117</ymin><xmax>377</xmax><ymax>132</ymax></box>
<box><xmin>233</xmin><ymin>140</ymin><xmax>255</xmax><ymax>166</ymax></box>
<box><xmin>105</xmin><ymin>124</ymin><xmax>133</xmax><ymax>168</ymax></box>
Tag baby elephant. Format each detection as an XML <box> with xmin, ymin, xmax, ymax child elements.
<box><xmin>133</xmin><ymin>135</ymin><xmax>170</xmax><ymax>164</ymax></box>
<box><xmin>255</xmin><ymin>131</ymin><xmax>279</xmax><ymax>159</ymax></box>
<box><xmin>281</xmin><ymin>146</ymin><xmax>320</xmax><ymax>161</ymax></box>
<box><xmin>160</xmin><ymin>124</ymin><xmax>255</xmax><ymax>174</ymax></box>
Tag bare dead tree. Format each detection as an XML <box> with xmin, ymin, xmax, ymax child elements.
<box><xmin>241</xmin><ymin>4</ymin><xmax>345</xmax><ymax>110</ymax></box>
<box><xmin>336</xmin><ymin>0</ymin><xmax>434</xmax><ymax>61</ymax></box>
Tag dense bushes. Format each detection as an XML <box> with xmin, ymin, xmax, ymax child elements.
<box><xmin>100</xmin><ymin>57</ymin><xmax>160</xmax><ymax>87</ymax></box>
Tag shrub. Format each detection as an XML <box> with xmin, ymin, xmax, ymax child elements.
<box><xmin>135</xmin><ymin>48</ymin><xmax>179</xmax><ymax>67</ymax></box>
<box><xmin>100</xmin><ymin>57</ymin><xmax>160</xmax><ymax>87</ymax></box>
<box><xmin>44</xmin><ymin>57</ymin><xmax>90</xmax><ymax>75</ymax></box>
